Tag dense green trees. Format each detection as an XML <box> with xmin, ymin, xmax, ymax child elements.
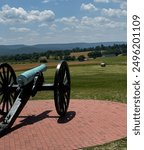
<box><xmin>0</xmin><ymin>44</ymin><xmax>127</xmax><ymax>63</ymax></box>
<box><xmin>78</xmin><ymin>55</ymin><xmax>86</xmax><ymax>61</ymax></box>
<box><xmin>87</xmin><ymin>51</ymin><xmax>102</xmax><ymax>59</ymax></box>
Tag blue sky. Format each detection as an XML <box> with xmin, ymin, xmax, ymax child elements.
<box><xmin>0</xmin><ymin>0</ymin><xmax>127</xmax><ymax>45</ymax></box>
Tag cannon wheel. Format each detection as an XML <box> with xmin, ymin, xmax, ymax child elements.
<box><xmin>54</xmin><ymin>61</ymin><xmax>71</xmax><ymax>116</ymax></box>
<box><xmin>0</xmin><ymin>63</ymin><xmax>17</xmax><ymax>116</ymax></box>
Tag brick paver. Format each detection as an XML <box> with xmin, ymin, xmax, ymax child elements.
<box><xmin>0</xmin><ymin>99</ymin><xmax>126</xmax><ymax>150</ymax></box>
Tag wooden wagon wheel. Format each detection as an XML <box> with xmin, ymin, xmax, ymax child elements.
<box><xmin>0</xmin><ymin>63</ymin><xmax>17</xmax><ymax>116</ymax></box>
<box><xmin>54</xmin><ymin>61</ymin><xmax>71</xmax><ymax>116</ymax></box>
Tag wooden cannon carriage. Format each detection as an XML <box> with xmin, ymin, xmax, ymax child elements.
<box><xmin>0</xmin><ymin>61</ymin><xmax>71</xmax><ymax>134</ymax></box>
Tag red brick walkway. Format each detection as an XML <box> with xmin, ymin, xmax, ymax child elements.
<box><xmin>0</xmin><ymin>100</ymin><xmax>126</xmax><ymax>150</ymax></box>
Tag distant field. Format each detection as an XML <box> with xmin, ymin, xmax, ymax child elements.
<box><xmin>70</xmin><ymin>51</ymin><xmax>91</xmax><ymax>58</ymax></box>
<box><xmin>13</xmin><ymin>56</ymin><xmax>126</xmax><ymax>71</ymax></box>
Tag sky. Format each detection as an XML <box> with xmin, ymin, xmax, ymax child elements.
<box><xmin>0</xmin><ymin>0</ymin><xmax>127</xmax><ymax>45</ymax></box>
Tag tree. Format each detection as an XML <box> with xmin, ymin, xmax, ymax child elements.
<box><xmin>88</xmin><ymin>51</ymin><xmax>102</xmax><ymax>59</ymax></box>
<box><xmin>78</xmin><ymin>55</ymin><xmax>85</xmax><ymax>61</ymax></box>
<box><xmin>39</xmin><ymin>56</ymin><xmax>48</xmax><ymax>63</ymax></box>
<box><xmin>63</xmin><ymin>55</ymin><xmax>76</xmax><ymax>61</ymax></box>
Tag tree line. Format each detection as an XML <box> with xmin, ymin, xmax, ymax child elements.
<box><xmin>0</xmin><ymin>44</ymin><xmax>127</xmax><ymax>63</ymax></box>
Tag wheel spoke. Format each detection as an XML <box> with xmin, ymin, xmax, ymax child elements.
<box><xmin>64</xmin><ymin>92</ymin><xmax>69</xmax><ymax>101</ymax></box>
<box><xmin>63</xmin><ymin>97</ymin><xmax>67</xmax><ymax>109</ymax></box>
<box><xmin>63</xmin><ymin>95</ymin><xmax>67</xmax><ymax>111</ymax></box>
<box><xmin>59</xmin><ymin>91</ymin><xmax>64</xmax><ymax>112</ymax></box>
<box><xmin>0</xmin><ymin>81</ymin><xmax>3</xmax><ymax>85</ymax></box>
<box><xmin>6</xmin><ymin>97</ymin><xmax>9</xmax><ymax>113</ymax></box>
<box><xmin>9</xmin><ymin>95</ymin><xmax>13</xmax><ymax>107</ymax></box>
<box><xmin>1</xmin><ymin>96</ymin><xmax>6</xmax><ymax>113</ymax></box>
<box><xmin>62</xmin><ymin>66</ymin><xmax>65</xmax><ymax>83</ymax></box>
<box><xmin>10</xmin><ymin>93</ymin><xmax>15</xmax><ymax>100</ymax></box>
<box><xmin>2</xmin><ymin>67</ymin><xmax>6</xmax><ymax>81</ymax></box>
<box><xmin>7</xmin><ymin>67</ymin><xmax>10</xmax><ymax>82</ymax></box>
<box><xmin>0</xmin><ymin>84</ymin><xmax>3</xmax><ymax>94</ymax></box>
<box><xmin>57</xmin><ymin>91</ymin><xmax>61</xmax><ymax>110</ymax></box>
<box><xmin>60</xmin><ymin>68</ymin><xmax>64</xmax><ymax>84</ymax></box>
<box><xmin>63</xmin><ymin>72</ymin><xmax>68</xmax><ymax>85</ymax></box>
<box><xmin>0</xmin><ymin>94</ymin><xmax>5</xmax><ymax>105</ymax></box>
<box><xmin>9</xmin><ymin>73</ymin><xmax>13</xmax><ymax>84</ymax></box>
<box><xmin>0</xmin><ymin>72</ymin><xmax>4</xmax><ymax>83</ymax></box>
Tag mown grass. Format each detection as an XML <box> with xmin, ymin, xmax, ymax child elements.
<box><xmin>29</xmin><ymin>63</ymin><xmax>126</xmax><ymax>103</ymax></box>
<box><xmin>82</xmin><ymin>138</ymin><xmax>127</xmax><ymax>150</ymax></box>
<box><xmin>70</xmin><ymin>64</ymin><xmax>126</xmax><ymax>102</ymax></box>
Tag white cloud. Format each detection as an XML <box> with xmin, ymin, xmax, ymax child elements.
<box><xmin>59</xmin><ymin>16</ymin><xmax>79</xmax><ymax>26</ymax></box>
<box><xmin>38</xmin><ymin>23</ymin><xmax>48</xmax><ymax>27</ymax></box>
<box><xmin>42</xmin><ymin>0</ymin><xmax>50</xmax><ymax>3</ymax></box>
<box><xmin>1</xmin><ymin>5</ymin><xmax>27</xmax><ymax>22</ymax></box>
<box><xmin>61</xmin><ymin>17</ymin><xmax>126</xmax><ymax>43</ymax></box>
<box><xmin>58</xmin><ymin>15</ymin><xmax>126</xmax><ymax>31</ymax></box>
<box><xmin>80</xmin><ymin>16</ymin><xmax>125</xmax><ymax>29</ymax></box>
<box><xmin>111</xmin><ymin>0</ymin><xmax>125</xmax><ymax>3</ymax></box>
<box><xmin>94</xmin><ymin>0</ymin><xmax>126</xmax><ymax>3</ymax></box>
<box><xmin>81</xmin><ymin>3</ymin><xmax>98</xmax><ymax>12</ymax></box>
<box><xmin>0</xmin><ymin>37</ymin><xmax>4</xmax><ymax>42</ymax></box>
<box><xmin>49</xmin><ymin>24</ymin><xmax>57</xmax><ymax>31</ymax></box>
<box><xmin>106</xmin><ymin>20</ymin><xmax>126</xmax><ymax>28</ymax></box>
<box><xmin>0</xmin><ymin>5</ymin><xmax>55</xmax><ymax>24</ymax></box>
<box><xmin>120</xmin><ymin>2</ymin><xmax>127</xmax><ymax>9</ymax></box>
<box><xmin>38</xmin><ymin>23</ymin><xmax>57</xmax><ymax>31</ymax></box>
<box><xmin>81</xmin><ymin>16</ymin><xmax>109</xmax><ymax>26</ymax></box>
<box><xmin>28</xmin><ymin>10</ymin><xmax>55</xmax><ymax>22</ymax></box>
<box><xmin>102</xmin><ymin>8</ymin><xmax>127</xmax><ymax>17</ymax></box>
<box><xmin>94</xmin><ymin>0</ymin><xmax>109</xmax><ymax>3</ymax></box>
<box><xmin>62</xmin><ymin>27</ymin><xmax>71</xmax><ymax>32</ymax></box>
<box><xmin>9</xmin><ymin>27</ymin><xmax>30</xmax><ymax>32</ymax></box>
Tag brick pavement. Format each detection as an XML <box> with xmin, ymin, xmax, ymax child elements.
<box><xmin>0</xmin><ymin>99</ymin><xmax>127</xmax><ymax>150</ymax></box>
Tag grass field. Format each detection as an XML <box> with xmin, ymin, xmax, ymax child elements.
<box><xmin>24</xmin><ymin>64</ymin><xmax>126</xmax><ymax>102</ymax></box>
<box><xmin>14</xmin><ymin>56</ymin><xmax>126</xmax><ymax>103</ymax></box>
<box><xmin>83</xmin><ymin>138</ymin><xmax>127</xmax><ymax>150</ymax></box>
<box><xmin>14</xmin><ymin>56</ymin><xmax>127</xmax><ymax>149</ymax></box>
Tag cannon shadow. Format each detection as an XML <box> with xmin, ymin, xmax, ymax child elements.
<box><xmin>0</xmin><ymin>110</ymin><xmax>76</xmax><ymax>137</ymax></box>
<box><xmin>57</xmin><ymin>111</ymin><xmax>76</xmax><ymax>124</ymax></box>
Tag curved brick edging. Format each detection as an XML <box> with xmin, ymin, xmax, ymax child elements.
<box><xmin>0</xmin><ymin>100</ymin><xmax>127</xmax><ymax>150</ymax></box>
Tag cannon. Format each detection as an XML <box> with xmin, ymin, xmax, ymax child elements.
<box><xmin>0</xmin><ymin>61</ymin><xmax>71</xmax><ymax>134</ymax></box>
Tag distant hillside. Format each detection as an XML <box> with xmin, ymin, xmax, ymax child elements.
<box><xmin>0</xmin><ymin>42</ymin><xmax>126</xmax><ymax>56</ymax></box>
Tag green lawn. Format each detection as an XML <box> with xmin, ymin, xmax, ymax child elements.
<box><xmin>70</xmin><ymin>64</ymin><xmax>126</xmax><ymax>102</ymax></box>
<box><xmin>83</xmin><ymin>138</ymin><xmax>127</xmax><ymax>150</ymax></box>
<box><xmin>31</xmin><ymin>58</ymin><xmax>127</xmax><ymax>103</ymax></box>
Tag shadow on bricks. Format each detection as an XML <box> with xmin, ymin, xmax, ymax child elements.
<box><xmin>57</xmin><ymin>111</ymin><xmax>76</xmax><ymax>124</ymax></box>
<box><xmin>0</xmin><ymin>110</ymin><xmax>76</xmax><ymax>138</ymax></box>
<box><xmin>0</xmin><ymin>110</ymin><xmax>53</xmax><ymax>137</ymax></box>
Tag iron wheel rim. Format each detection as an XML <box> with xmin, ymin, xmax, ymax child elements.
<box><xmin>54</xmin><ymin>61</ymin><xmax>71</xmax><ymax>116</ymax></box>
<box><xmin>0</xmin><ymin>63</ymin><xmax>17</xmax><ymax>116</ymax></box>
